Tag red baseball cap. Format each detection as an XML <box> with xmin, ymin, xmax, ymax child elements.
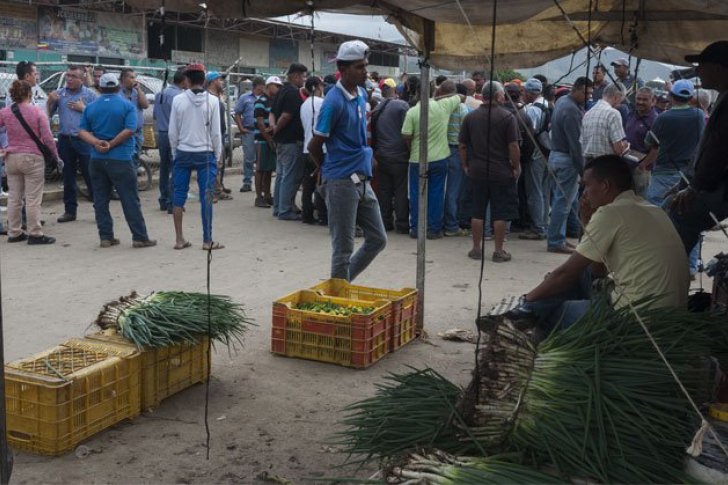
<box><xmin>185</xmin><ymin>63</ymin><xmax>206</xmax><ymax>73</ymax></box>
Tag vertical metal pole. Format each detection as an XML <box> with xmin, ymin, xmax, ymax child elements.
<box><xmin>415</xmin><ymin>58</ymin><xmax>430</xmax><ymax>334</ymax></box>
<box><xmin>227</xmin><ymin>81</ymin><xmax>234</xmax><ymax>168</ymax></box>
<box><xmin>0</xmin><ymin>270</ymin><xmax>13</xmax><ymax>484</ymax></box>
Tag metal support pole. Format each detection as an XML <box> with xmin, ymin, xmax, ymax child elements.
<box><xmin>415</xmin><ymin>58</ymin><xmax>430</xmax><ymax>334</ymax></box>
<box><xmin>227</xmin><ymin>89</ymin><xmax>234</xmax><ymax>168</ymax></box>
<box><xmin>0</xmin><ymin>269</ymin><xmax>13</xmax><ymax>484</ymax></box>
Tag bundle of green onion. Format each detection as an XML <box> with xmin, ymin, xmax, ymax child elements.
<box><xmin>339</xmin><ymin>299</ymin><xmax>722</xmax><ymax>483</ymax></box>
<box><xmin>338</xmin><ymin>368</ymin><xmax>476</xmax><ymax>465</ymax></box>
<box><xmin>386</xmin><ymin>450</ymin><xmax>562</xmax><ymax>484</ymax></box>
<box><xmin>95</xmin><ymin>291</ymin><xmax>254</xmax><ymax>348</ymax></box>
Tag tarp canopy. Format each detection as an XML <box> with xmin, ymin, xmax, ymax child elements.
<box><xmin>125</xmin><ymin>0</ymin><xmax>728</xmax><ymax>68</ymax></box>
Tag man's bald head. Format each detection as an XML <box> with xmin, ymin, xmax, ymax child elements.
<box><xmin>462</xmin><ymin>79</ymin><xmax>476</xmax><ymax>96</ymax></box>
<box><xmin>437</xmin><ymin>80</ymin><xmax>456</xmax><ymax>96</ymax></box>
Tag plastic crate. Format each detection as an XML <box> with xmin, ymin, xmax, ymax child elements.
<box><xmin>85</xmin><ymin>331</ymin><xmax>210</xmax><ymax>410</ymax></box>
<box><xmin>271</xmin><ymin>290</ymin><xmax>390</xmax><ymax>368</ymax></box>
<box><xmin>5</xmin><ymin>339</ymin><xmax>141</xmax><ymax>456</ymax></box>
<box><xmin>310</xmin><ymin>279</ymin><xmax>417</xmax><ymax>351</ymax></box>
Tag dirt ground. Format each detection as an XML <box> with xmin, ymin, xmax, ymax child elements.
<box><xmin>4</xmin><ymin>167</ymin><xmax>724</xmax><ymax>484</ymax></box>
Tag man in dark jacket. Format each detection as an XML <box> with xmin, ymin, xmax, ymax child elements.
<box><xmin>669</xmin><ymin>41</ymin><xmax>728</xmax><ymax>254</ymax></box>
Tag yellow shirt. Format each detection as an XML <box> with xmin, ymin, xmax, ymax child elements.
<box><xmin>576</xmin><ymin>190</ymin><xmax>689</xmax><ymax>309</ymax></box>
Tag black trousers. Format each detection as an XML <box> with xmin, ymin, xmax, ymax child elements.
<box><xmin>302</xmin><ymin>156</ymin><xmax>327</xmax><ymax>223</ymax></box>
<box><xmin>375</xmin><ymin>158</ymin><xmax>409</xmax><ymax>232</ymax></box>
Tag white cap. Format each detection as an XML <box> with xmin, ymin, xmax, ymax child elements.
<box><xmin>99</xmin><ymin>73</ymin><xmax>119</xmax><ymax>88</ymax></box>
<box><xmin>336</xmin><ymin>40</ymin><xmax>370</xmax><ymax>62</ymax></box>
<box><xmin>265</xmin><ymin>76</ymin><xmax>283</xmax><ymax>86</ymax></box>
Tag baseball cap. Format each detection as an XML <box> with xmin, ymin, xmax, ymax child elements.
<box><xmin>265</xmin><ymin>76</ymin><xmax>283</xmax><ymax>86</ymax></box>
<box><xmin>336</xmin><ymin>40</ymin><xmax>370</xmax><ymax>62</ymax></box>
<box><xmin>670</xmin><ymin>79</ymin><xmax>695</xmax><ymax>99</ymax></box>
<box><xmin>205</xmin><ymin>71</ymin><xmax>225</xmax><ymax>83</ymax></box>
<box><xmin>611</xmin><ymin>58</ymin><xmax>629</xmax><ymax>67</ymax></box>
<box><xmin>685</xmin><ymin>41</ymin><xmax>728</xmax><ymax>67</ymax></box>
<box><xmin>185</xmin><ymin>63</ymin><xmax>206</xmax><ymax>73</ymax></box>
<box><xmin>524</xmin><ymin>77</ymin><xmax>543</xmax><ymax>93</ymax></box>
<box><xmin>383</xmin><ymin>78</ymin><xmax>397</xmax><ymax>89</ymax></box>
<box><xmin>99</xmin><ymin>73</ymin><xmax>119</xmax><ymax>88</ymax></box>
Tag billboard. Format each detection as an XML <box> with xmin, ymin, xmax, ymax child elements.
<box><xmin>0</xmin><ymin>2</ymin><xmax>38</xmax><ymax>49</ymax></box>
<box><xmin>38</xmin><ymin>7</ymin><xmax>145</xmax><ymax>59</ymax></box>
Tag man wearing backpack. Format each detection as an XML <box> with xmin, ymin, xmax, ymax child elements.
<box><xmin>520</xmin><ymin>78</ymin><xmax>551</xmax><ymax>241</ymax></box>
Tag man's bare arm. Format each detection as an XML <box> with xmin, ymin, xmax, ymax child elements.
<box><xmin>526</xmin><ymin>252</ymin><xmax>594</xmax><ymax>302</ymax></box>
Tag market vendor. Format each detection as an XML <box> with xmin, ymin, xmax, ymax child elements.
<box><xmin>506</xmin><ymin>154</ymin><xmax>689</xmax><ymax>333</ymax></box>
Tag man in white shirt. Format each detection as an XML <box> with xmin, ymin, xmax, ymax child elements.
<box><xmin>300</xmin><ymin>77</ymin><xmax>327</xmax><ymax>224</ymax></box>
<box><xmin>580</xmin><ymin>83</ymin><xmax>629</xmax><ymax>160</ymax></box>
<box><xmin>168</xmin><ymin>63</ymin><xmax>223</xmax><ymax>250</ymax></box>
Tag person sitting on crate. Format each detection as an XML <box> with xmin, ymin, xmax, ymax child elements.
<box><xmin>308</xmin><ymin>40</ymin><xmax>387</xmax><ymax>281</ymax></box>
<box><xmin>502</xmin><ymin>155</ymin><xmax>689</xmax><ymax>335</ymax></box>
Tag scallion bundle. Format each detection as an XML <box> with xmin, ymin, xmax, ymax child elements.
<box><xmin>95</xmin><ymin>291</ymin><xmax>254</xmax><ymax>348</ymax></box>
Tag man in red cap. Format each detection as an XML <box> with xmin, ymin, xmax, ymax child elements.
<box><xmin>669</xmin><ymin>41</ymin><xmax>728</xmax><ymax>256</ymax></box>
<box><xmin>168</xmin><ymin>63</ymin><xmax>224</xmax><ymax>250</ymax></box>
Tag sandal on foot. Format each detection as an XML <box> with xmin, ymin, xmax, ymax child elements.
<box><xmin>174</xmin><ymin>241</ymin><xmax>192</xmax><ymax>250</ymax></box>
<box><xmin>202</xmin><ymin>241</ymin><xmax>225</xmax><ymax>250</ymax></box>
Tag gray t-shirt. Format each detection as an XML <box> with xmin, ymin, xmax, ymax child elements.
<box><xmin>372</xmin><ymin>98</ymin><xmax>410</xmax><ymax>162</ymax></box>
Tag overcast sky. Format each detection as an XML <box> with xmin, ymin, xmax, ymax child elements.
<box><xmin>272</xmin><ymin>12</ymin><xmax>406</xmax><ymax>44</ymax></box>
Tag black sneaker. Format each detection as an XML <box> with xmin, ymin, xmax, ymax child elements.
<box><xmin>8</xmin><ymin>234</ymin><xmax>28</xmax><ymax>243</ymax></box>
<box><xmin>254</xmin><ymin>196</ymin><xmax>271</xmax><ymax>208</ymax></box>
<box><xmin>57</xmin><ymin>213</ymin><xmax>76</xmax><ymax>223</ymax></box>
<box><xmin>240</xmin><ymin>184</ymin><xmax>252</xmax><ymax>193</ymax></box>
<box><xmin>427</xmin><ymin>231</ymin><xmax>444</xmax><ymax>240</ymax></box>
<box><xmin>27</xmin><ymin>235</ymin><xmax>55</xmax><ymax>245</ymax></box>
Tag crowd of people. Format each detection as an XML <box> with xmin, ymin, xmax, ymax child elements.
<box><xmin>0</xmin><ymin>40</ymin><xmax>725</xmax><ymax>295</ymax></box>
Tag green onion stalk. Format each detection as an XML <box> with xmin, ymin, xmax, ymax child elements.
<box><xmin>94</xmin><ymin>290</ymin><xmax>255</xmax><ymax>349</ymax></box>
<box><xmin>386</xmin><ymin>450</ymin><xmax>563</xmax><ymax>484</ymax></box>
<box><xmin>339</xmin><ymin>297</ymin><xmax>722</xmax><ymax>483</ymax></box>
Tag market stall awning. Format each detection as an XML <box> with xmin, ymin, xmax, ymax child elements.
<box><xmin>125</xmin><ymin>0</ymin><xmax>728</xmax><ymax>68</ymax></box>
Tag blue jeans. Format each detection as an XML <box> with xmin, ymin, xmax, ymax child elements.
<box><xmin>157</xmin><ymin>131</ymin><xmax>173</xmax><ymax>210</ymax></box>
<box><xmin>58</xmin><ymin>135</ymin><xmax>93</xmax><ymax>215</ymax></box>
<box><xmin>525</xmin><ymin>152</ymin><xmax>549</xmax><ymax>236</ymax></box>
<box><xmin>646</xmin><ymin>171</ymin><xmax>681</xmax><ymax>206</ymax></box>
<box><xmin>323</xmin><ymin>178</ymin><xmax>387</xmax><ymax>281</ymax></box>
<box><xmin>274</xmin><ymin>142</ymin><xmax>304</xmax><ymax>219</ymax></box>
<box><xmin>458</xmin><ymin>176</ymin><xmax>473</xmax><ymax>228</ymax></box>
<box><xmin>173</xmin><ymin>150</ymin><xmax>217</xmax><ymax>244</ymax></box>
<box><xmin>409</xmin><ymin>159</ymin><xmax>447</xmax><ymax>234</ymax></box>
<box><xmin>547</xmin><ymin>152</ymin><xmax>580</xmax><ymax>249</ymax></box>
<box><xmin>521</xmin><ymin>268</ymin><xmax>595</xmax><ymax>334</ymax></box>
<box><xmin>89</xmin><ymin>159</ymin><xmax>149</xmax><ymax>242</ymax></box>
<box><xmin>444</xmin><ymin>146</ymin><xmax>464</xmax><ymax>232</ymax></box>
<box><xmin>241</xmin><ymin>131</ymin><xmax>256</xmax><ymax>186</ymax></box>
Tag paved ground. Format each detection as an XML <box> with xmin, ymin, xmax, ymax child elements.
<box><xmin>4</xmin><ymin>160</ymin><xmax>724</xmax><ymax>484</ymax></box>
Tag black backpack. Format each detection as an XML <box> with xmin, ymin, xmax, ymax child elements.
<box><xmin>532</xmin><ymin>102</ymin><xmax>552</xmax><ymax>157</ymax></box>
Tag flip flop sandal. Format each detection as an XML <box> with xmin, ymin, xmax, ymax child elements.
<box><xmin>174</xmin><ymin>241</ymin><xmax>192</xmax><ymax>250</ymax></box>
<box><xmin>202</xmin><ymin>241</ymin><xmax>225</xmax><ymax>250</ymax></box>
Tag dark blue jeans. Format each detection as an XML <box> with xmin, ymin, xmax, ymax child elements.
<box><xmin>444</xmin><ymin>146</ymin><xmax>465</xmax><ymax>232</ymax></box>
<box><xmin>409</xmin><ymin>159</ymin><xmax>447</xmax><ymax>234</ymax></box>
<box><xmin>89</xmin><ymin>158</ymin><xmax>149</xmax><ymax>242</ymax></box>
<box><xmin>58</xmin><ymin>135</ymin><xmax>93</xmax><ymax>215</ymax></box>
<box><xmin>521</xmin><ymin>268</ymin><xmax>595</xmax><ymax>334</ymax></box>
<box><xmin>173</xmin><ymin>150</ymin><xmax>217</xmax><ymax>244</ymax></box>
<box><xmin>157</xmin><ymin>131</ymin><xmax>173</xmax><ymax>210</ymax></box>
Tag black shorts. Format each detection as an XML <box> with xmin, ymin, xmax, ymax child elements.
<box><xmin>471</xmin><ymin>179</ymin><xmax>519</xmax><ymax>221</ymax></box>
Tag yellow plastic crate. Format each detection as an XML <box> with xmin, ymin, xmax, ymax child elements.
<box><xmin>86</xmin><ymin>331</ymin><xmax>210</xmax><ymax>410</ymax></box>
<box><xmin>272</xmin><ymin>290</ymin><xmax>390</xmax><ymax>368</ymax></box>
<box><xmin>5</xmin><ymin>339</ymin><xmax>141</xmax><ymax>456</ymax></box>
<box><xmin>309</xmin><ymin>279</ymin><xmax>418</xmax><ymax>351</ymax></box>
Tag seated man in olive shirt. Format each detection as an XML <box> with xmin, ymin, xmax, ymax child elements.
<box><xmin>507</xmin><ymin>155</ymin><xmax>689</xmax><ymax>333</ymax></box>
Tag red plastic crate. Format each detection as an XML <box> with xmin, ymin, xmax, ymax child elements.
<box><xmin>271</xmin><ymin>290</ymin><xmax>390</xmax><ymax>368</ymax></box>
<box><xmin>309</xmin><ymin>279</ymin><xmax>417</xmax><ymax>351</ymax></box>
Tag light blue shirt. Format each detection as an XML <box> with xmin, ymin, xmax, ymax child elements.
<box><xmin>52</xmin><ymin>86</ymin><xmax>97</xmax><ymax>136</ymax></box>
<box><xmin>153</xmin><ymin>84</ymin><xmax>183</xmax><ymax>132</ymax></box>
<box><xmin>234</xmin><ymin>92</ymin><xmax>257</xmax><ymax>128</ymax></box>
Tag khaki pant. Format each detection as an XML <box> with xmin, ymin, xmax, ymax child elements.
<box><xmin>5</xmin><ymin>153</ymin><xmax>45</xmax><ymax>237</ymax></box>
